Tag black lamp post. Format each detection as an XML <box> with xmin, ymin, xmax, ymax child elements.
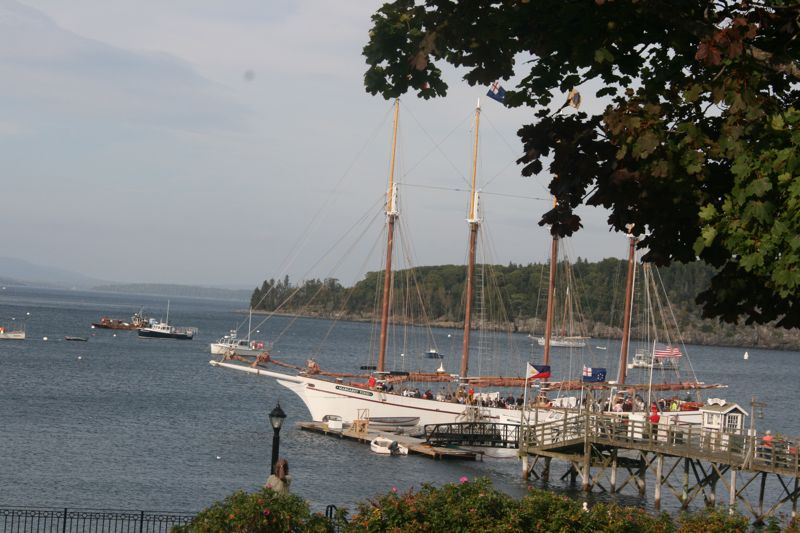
<box><xmin>269</xmin><ymin>402</ymin><xmax>287</xmax><ymax>474</ymax></box>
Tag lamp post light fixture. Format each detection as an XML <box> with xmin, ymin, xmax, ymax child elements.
<box><xmin>269</xmin><ymin>402</ymin><xmax>287</xmax><ymax>474</ymax></box>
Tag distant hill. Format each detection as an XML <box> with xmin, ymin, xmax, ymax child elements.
<box><xmin>0</xmin><ymin>256</ymin><xmax>105</xmax><ymax>288</ymax></box>
<box><xmin>94</xmin><ymin>283</ymin><xmax>251</xmax><ymax>302</ymax></box>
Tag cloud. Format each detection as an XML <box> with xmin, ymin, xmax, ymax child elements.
<box><xmin>0</xmin><ymin>0</ymin><xmax>249</xmax><ymax>134</ymax></box>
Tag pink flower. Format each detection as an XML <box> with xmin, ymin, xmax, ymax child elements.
<box><xmin>391</xmin><ymin>486</ymin><xmax>398</xmax><ymax>493</ymax></box>
<box><xmin>262</xmin><ymin>509</ymin><xmax>271</xmax><ymax>516</ymax></box>
<box><xmin>459</xmin><ymin>476</ymin><xmax>469</xmax><ymax>484</ymax></box>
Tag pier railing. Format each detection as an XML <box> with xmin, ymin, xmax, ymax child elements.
<box><xmin>521</xmin><ymin>412</ymin><xmax>800</xmax><ymax>475</ymax></box>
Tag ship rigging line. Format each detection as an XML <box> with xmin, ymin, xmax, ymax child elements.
<box><xmin>401</xmin><ymin>104</ymin><xmax>473</xmax><ymax>188</ymax></box>
<box><xmin>249</xmin><ymin>196</ymin><xmax>386</xmax><ymax>338</ymax></box>
<box><xmin>400</xmin><ymin>182</ymin><xmax>550</xmax><ymax>202</ymax></box>
<box><xmin>245</xmin><ymin>104</ymin><xmax>396</xmax><ymax>326</ymax></box>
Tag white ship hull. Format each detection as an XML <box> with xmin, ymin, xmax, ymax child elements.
<box><xmin>534</xmin><ymin>336</ymin><xmax>588</xmax><ymax>348</ymax></box>
<box><xmin>210</xmin><ymin>360</ymin><xmax>565</xmax><ymax>426</ymax></box>
<box><xmin>0</xmin><ymin>330</ymin><xmax>25</xmax><ymax>340</ymax></box>
<box><xmin>209</xmin><ymin>342</ymin><xmax>264</xmax><ymax>357</ymax></box>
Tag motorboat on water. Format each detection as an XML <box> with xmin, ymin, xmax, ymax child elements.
<box><xmin>424</xmin><ymin>349</ymin><xmax>443</xmax><ymax>359</ymax></box>
<box><xmin>64</xmin><ymin>336</ymin><xmax>88</xmax><ymax>342</ymax></box>
<box><xmin>370</xmin><ymin>436</ymin><xmax>408</xmax><ymax>455</ymax></box>
<box><xmin>139</xmin><ymin>320</ymin><xmax>195</xmax><ymax>340</ymax></box>
<box><xmin>209</xmin><ymin>330</ymin><xmax>267</xmax><ymax>356</ymax></box>
<box><xmin>138</xmin><ymin>301</ymin><xmax>195</xmax><ymax>340</ymax></box>
<box><xmin>532</xmin><ymin>335</ymin><xmax>589</xmax><ymax>348</ymax></box>
<box><xmin>627</xmin><ymin>349</ymin><xmax>679</xmax><ymax>370</ymax></box>
<box><xmin>92</xmin><ymin>309</ymin><xmax>148</xmax><ymax>330</ymax></box>
<box><xmin>209</xmin><ymin>311</ymin><xmax>268</xmax><ymax>356</ymax></box>
<box><xmin>0</xmin><ymin>326</ymin><xmax>25</xmax><ymax>340</ymax></box>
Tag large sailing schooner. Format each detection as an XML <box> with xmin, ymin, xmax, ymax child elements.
<box><xmin>210</xmin><ymin>100</ymin><xmax>725</xmax><ymax>428</ymax></box>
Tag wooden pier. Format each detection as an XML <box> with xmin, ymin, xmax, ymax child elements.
<box><xmin>297</xmin><ymin>421</ymin><xmax>481</xmax><ymax>460</ymax></box>
<box><xmin>519</xmin><ymin>410</ymin><xmax>800</xmax><ymax>524</ymax></box>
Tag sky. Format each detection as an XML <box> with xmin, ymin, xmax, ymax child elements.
<box><xmin>1</xmin><ymin>0</ymin><xmax>625</xmax><ymax>288</ymax></box>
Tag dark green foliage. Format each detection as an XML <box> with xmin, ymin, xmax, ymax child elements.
<box><xmin>250</xmin><ymin>260</ymin><xmax>714</xmax><ymax>329</ymax></box>
<box><xmin>171</xmin><ymin>488</ymin><xmax>333</xmax><ymax>533</ymax></box>
<box><xmin>362</xmin><ymin>1</ymin><xmax>800</xmax><ymax>328</ymax></box>
<box><xmin>176</xmin><ymin>479</ymin><xmax>799</xmax><ymax>532</ymax></box>
<box><xmin>345</xmin><ymin>478</ymin><xmax>762</xmax><ymax>532</ymax></box>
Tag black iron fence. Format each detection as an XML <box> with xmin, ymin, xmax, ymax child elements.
<box><xmin>0</xmin><ymin>507</ymin><xmax>195</xmax><ymax>532</ymax></box>
<box><xmin>1</xmin><ymin>506</ymin><xmax>347</xmax><ymax>532</ymax></box>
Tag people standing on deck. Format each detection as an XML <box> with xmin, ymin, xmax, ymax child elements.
<box><xmin>649</xmin><ymin>402</ymin><xmax>661</xmax><ymax>439</ymax></box>
<box><xmin>759</xmin><ymin>430</ymin><xmax>775</xmax><ymax>460</ymax></box>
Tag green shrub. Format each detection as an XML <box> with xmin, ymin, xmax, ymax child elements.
<box><xmin>172</xmin><ymin>488</ymin><xmax>331</xmax><ymax>533</ymax></box>
<box><xmin>345</xmin><ymin>478</ymin><xmax>762</xmax><ymax>533</ymax></box>
<box><xmin>345</xmin><ymin>478</ymin><xmax>518</xmax><ymax>533</ymax></box>
<box><xmin>676</xmin><ymin>508</ymin><xmax>750</xmax><ymax>532</ymax></box>
<box><xmin>176</xmin><ymin>478</ymin><xmax>794</xmax><ymax>532</ymax></box>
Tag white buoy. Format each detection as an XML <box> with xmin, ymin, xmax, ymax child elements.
<box><xmin>744</xmin><ymin>351</ymin><xmax>749</xmax><ymax>360</ymax></box>
<box><xmin>91</xmin><ymin>325</ymin><xmax>95</xmax><ymax>329</ymax></box>
<box><xmin>78</xmin><ymin>356</ymin><xmax>82</xmax><ymax>360</ymax></box>
<box><xmin>216</xmin><ymin>456</ymin><xmax>221</xmax><ymax>460</ymax></box>
<box><xmin>113</xmin><ymin>334</ymin><xmax>117</xmax><ymax>337</ymax></box>
<box><xmin>42</xmin><ymin>336</ymin><xmax>48</xmax><ymax>341</ymax></box>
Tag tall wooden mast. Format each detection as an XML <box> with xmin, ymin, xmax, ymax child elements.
<box><xmin>460</xmin><ymin>100</ymin><xmax>481</xmax><ymax>378</ymax></box>
<box><xmin>542</xmin><ymin>198</ymin><xmax>558</xmax><ymax>366</ymax></box>
<box><xmin>617</xmin><ymin>226</ymin><xmax>637</xmax><ymax>384</ymax></box>
<box><xmin>377</xmin><ymin>99</ymin><xmax>400</xmax><ymax>373</ymax></box>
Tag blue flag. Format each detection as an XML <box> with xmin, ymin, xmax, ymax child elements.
<box><xmin>486</xmin><ymin>81</ymin><xmax>506</xmax><ymax>104</ymax></box>
<box><xmin>582</xmin><ymin>366</ymin><xmax>607</xmax><ymax>383</ymax></box>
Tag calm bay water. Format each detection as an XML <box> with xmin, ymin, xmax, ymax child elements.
<box><xmin>1</xmin><ymin>285</ymin><xmax>798</xmax><ymax>514</ymax></box>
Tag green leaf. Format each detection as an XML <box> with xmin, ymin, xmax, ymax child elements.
<box><xmin>594</xmin><ymin>47</ymin><xmax>614</xmax><ymax>64</ymax></box>
<box><xmin>771</xmin><ymin>114</ymin><xmax>785</xmax><ymax>130</ymax></box>
<box><xmin>740</xmin><ymin>252</ymin><xmax>764</xmax><ymax>271</ymax></box>
<box><xmin>633</xmin><ymin>130</ymin><xmax>659</xmax><ymax>158</ymax></box>
<box><xmin>746</xmin><ymin>177</ymin><xmax>772</xmax><ymax>198</ymax></box>
<box><xmin>698</xmin><ymin>204</ymin><xmax>718</xmax><ymax>222</ymax></box>
<box><xmin>683</xmin><ymin>84</ymin><xmax>702</xmax><ymax>103</ymax></box>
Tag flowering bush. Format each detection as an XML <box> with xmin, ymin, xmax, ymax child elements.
<box><xmin>345</xmin><ymin>478</ymin><xmax>781</xmax><ymax>533</ymax></box>
<box><xmin>172</xmin><ymin>488</ymin><xmax>332</xmax><ymax>533</ymax></box>
<box><xmin>175</xmin><ymin>478</ymin><xmax>797</xmax><ymax>532</ymax></box>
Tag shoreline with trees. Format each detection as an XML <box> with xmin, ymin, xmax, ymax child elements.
<box><xmin>249</xmin><ymin>259</ymin><xmax>800</xmax><ymax>351</ymax></box>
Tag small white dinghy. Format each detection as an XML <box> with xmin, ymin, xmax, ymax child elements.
<box><xmin>370</xmin><ymin>436</ymin><xmax>408</xmax><ymax>456</ymax></box>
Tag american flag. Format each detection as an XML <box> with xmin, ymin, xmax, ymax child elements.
<box><xmin>654</xmin><ymin>345</ymin><xmax>682</xmax><ymax>357</ymax></box>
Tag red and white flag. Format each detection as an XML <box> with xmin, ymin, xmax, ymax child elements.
<box><xmin>654</xmin><ymin>345</ymin><xmax>682</xmax><ymax>357</ymax></box>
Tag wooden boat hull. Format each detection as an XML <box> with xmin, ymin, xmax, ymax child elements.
<box><xmin>92</xmin><ymin>322</ymin><xmax>138</xmax><ymax>330</ymax></box>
